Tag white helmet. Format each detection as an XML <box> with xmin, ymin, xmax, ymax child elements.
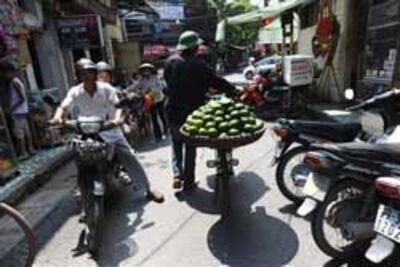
<box><xmin>96</xmin><ymin>61</ymin><xmax>113</xmax><ymax>72</ymax></box>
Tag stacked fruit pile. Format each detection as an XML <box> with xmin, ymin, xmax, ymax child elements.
<box><xmin>182</xmin><ymin>96</ymin><xmax>264</xmax><ymax>139</ymax></box>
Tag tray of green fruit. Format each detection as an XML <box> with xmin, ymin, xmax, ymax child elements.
<box><xmin>180</xmin><ymin>96</ymin><xmax>266</xmax><ymax>149</ymax></box>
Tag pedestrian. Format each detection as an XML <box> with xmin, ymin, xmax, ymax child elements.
<box><xmin>136</xmin><ymin>63</ymin><xmax>168</xmax><ymax>142</ymax></box>
<box><xmin>164</xmin><ymin>31</ymin><xmax>236</xmax><ymax>190</ymax></box>
<box><xmin>4</xmin><ymin>59</ymin><xmax>35</xmax><ymax>160</ymax></box>
<box><xmin>51</xmin><ymin>58</ymin><xmax>164</xmax><ymax>203</ymax></box>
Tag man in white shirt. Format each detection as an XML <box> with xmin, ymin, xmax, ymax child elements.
<box><xmin>51</xmin><ymin>58</ymin><xmax>164</xmax><ymax>203</ymax></box>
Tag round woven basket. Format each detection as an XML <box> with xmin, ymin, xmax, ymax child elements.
<box><xmin>179</xmin><ymin>126</ymin><xmax>267</xmax><ymax>149</ymax></box>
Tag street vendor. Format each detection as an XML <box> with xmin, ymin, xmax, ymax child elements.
<box><xmin>164</xmin><ymin>30</ymin><xmax>236</xmax><ymax>190</ymax></box>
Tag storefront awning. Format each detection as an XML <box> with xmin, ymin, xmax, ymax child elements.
<box><xmin>216</xmin><ymin>0</ymin><xmax>315</xmax><ymax>42</ymax></box>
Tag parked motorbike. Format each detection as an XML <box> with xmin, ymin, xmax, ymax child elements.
<box><xmin>57</xmin><ymin>117</ymin><xmax>124</xmax><ymax>257</ymax></box>
<box><xmin>365</xmin><ymin>177</ymin><xmax>400</xmax><ymax>264</ymax></box>
<box><xmin>271</xmin><ymin>113</ymin><xmax>362</xmax><ymax>204</ymax></box>
<box><xmin>297</xmin><ymin>139</ymin><xmax>400</xmax><ymax>259</ymax></box>
<box><xmin>271</xmin><ymin>88</ymin><xmax>399</xmax><ymax>204</ymax></box>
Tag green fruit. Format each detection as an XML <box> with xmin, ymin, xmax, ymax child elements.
<box><xmin>244</xmin><ymin>124</ymin><xmax>256</xmax><ymax>133</ymax></box>
<box><xmin>247</xmin><ymin>117</ymin><xmax>256</xmax><ymax>124</ymax></box>
<box><xmin>234</xmin><ymin>103</ymin><xmax>245</xmax><ymax>109</ymax></box>
<box><xmin>192</xmin><ymin>110</ymin><xmax>204</xmax><ymax>119</ymax></box>
<box><xmin>219</xmin><ymin>97</ymin><xmax>234</xmax><ymax>107</ymax></box>
<box><xmin>254</xmin><ymin>119</ymin><xmax>264</xmax><ymax>130</ymax></box>
<box><xmin>184</xmin><ymin>125</ymin><xmax>198</xmax><ymax>135</ymax></box>
<box><xmin>189</xmin><ymin>119</ymin><xmax>204</xmax><ymax>128</ymax></box>
<box><xmin>208</xmin><ymin>101</ymin><xmax>223</xmax><ymax>110</ymax></box>
<box><xmin>203</xmin><ymin>114</ymin><xmax>213</xmax><ymax>122</ymax></box>
<box><xmin>241</xmin><ymin>117</ymin><xmax>250</xmax><ymax>124</ymax></box>
<box><xmin>215</xmin><ymin>116</ymin><xmax>224</xmax><ymax>123</ymax></box>
<box><xmin>219</xmin><ymin>132</ymin><xmax>228</xmax><ymax>138</ymax></box>
<box><xmin>231</xmin><ymin>110</ymin><xmax>241</xmax><ymax>119</ymax></box>
<box><xmin>225</xmin><ymin>115</ymin><xmax>232</xmax><ymax>121</ymax></box>
<box><xmin>228</xmin><ymin>128</ymin><xmax>240</xmax><ymax>136</ymax></box>
<box><xmin>199</xmin><ymin>127</ymin><xmax>208</xmax><ymax>136</ymax></box>
<box><xmin>229</xmin><ymin>119</ymin><xmax>240</xmax><ymax>128</ymax></box>
<box><xmin>203</xmin><ymin>108</ymin><xmax>214</xmax><ymax>115</ymax></box>
<box><xmin>240</xmin><ymin>109</ymin><xmax>251</xmax><ymax>117</ymax></box>
<box><xmin>207</xmin><ymin>128</ymin><xmax>219</xmax><ymax>138</ymax></box>
<box><xmin>219</xmin><ymin>122</ymin><xmax>230</xmax><ymax>131</ymax></box>
<box><xmin>215</xmin><ymin>109</ymin><xmax>225</xmax><ymax>116</ymax></box>
<box><xmin>205</xmin><ymin>121</ymin><xmax>217</xmax><ymax>128</ymax></box>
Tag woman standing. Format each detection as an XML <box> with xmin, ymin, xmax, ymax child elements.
<box><xmin>136</xmin><ymin>63</ymin><xmax>168</xmax><ymax>141</ymax></box>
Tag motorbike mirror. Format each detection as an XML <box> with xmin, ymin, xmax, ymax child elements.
<box><xmin>344</xmin><ymin>88</ymin><xmax>355</xmax><ymax>100</ymax></box>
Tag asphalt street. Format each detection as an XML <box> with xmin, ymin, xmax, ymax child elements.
<box><xmin>22</xmin><ymin>130</ymin><xmax>386</xmax><ymax>267</ymax></box>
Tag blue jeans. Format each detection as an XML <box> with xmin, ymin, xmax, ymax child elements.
<box><xmin>170</xmin><ymin>125</ymin><xmax>196</xmax><ymax>182</ymax></box>
<box><xmin>112</xmin><ymin>137</ymin><xmax>150</xmax><ymax>194</ymax></box>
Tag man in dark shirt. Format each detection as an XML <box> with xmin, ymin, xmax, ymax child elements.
<box><xmin>164</xmin><ymin>31</ymin><xmax>236</xmax><ymax>190</ymax></box>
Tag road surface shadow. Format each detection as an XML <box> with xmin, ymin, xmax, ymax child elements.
<box><xmin>207</xmin><ymin>206</ymin><xmax>299</xmax><ymax>267</ymax></box>
<box><xmin>176</xmin><ymin>171</ymin><xmax>269</xmax><ymax>216</ymax></box>
<box><xmin>97</xmin><ymin>187</ymin><xmax>152</xmax><ymax>267</ymax></box>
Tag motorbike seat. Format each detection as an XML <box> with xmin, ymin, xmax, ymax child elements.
<box><xmin>318</xmin><ymin>142</ymin><xmax>400</xmax><ymax>164</ymax></box>
<box><xmin>288</xmin><ymin>120</ymin><xmax>362</xmax><ymax>142</ymax></box>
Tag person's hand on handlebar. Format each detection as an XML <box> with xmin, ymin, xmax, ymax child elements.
<box><xmin>105</xmin><ymin>118</ymin><xmax>124</xmax><ymax>129</ymax></box>
<box><xmin>49</xmin><ymin>117</ymin><xmax>65</xmax><ymax>127</ymax></box>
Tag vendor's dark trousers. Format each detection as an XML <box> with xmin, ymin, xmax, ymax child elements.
<box><xmin>170</xmin><ymin>125</ymin><xmax>196</xmax><ymax>183</ymax></box>
<box><xmin>150</xmin><ymin>102</ymin><xmax>168</xmax><ymax>140</ymax></box>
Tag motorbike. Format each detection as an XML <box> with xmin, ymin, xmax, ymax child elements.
<box><xmin>58</xmin><ymin>117</ymin><xmax>124</xmax><ymax>257</ymax></box>
<box><xmin>271</xmin><ymin>88</ymin><xmax>400</xmax><ymax>204</ymax></box>
<box><xmin>297</xmin><ymin>137</ymin><xmax>400</xmax><ymax>259</ymax></box>
<box><xmin>118</xmin><ymin>93</ymin><xmax>145</xmax><ymax>148</ymax></box>
<box><xmin>364</xmin><ymin>176</ymin><xmax>400</xmax><ymax>264</ymax></box>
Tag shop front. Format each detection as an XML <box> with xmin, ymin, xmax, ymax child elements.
<box><xmin>0</xmin><ymin>0</ymin><xmax>64</xmax><ymax>182</ymax></box>
<box><xmin>361</xmin><ymin>0</ymin><xmax>400</xmax><ymax>95</ymax></box>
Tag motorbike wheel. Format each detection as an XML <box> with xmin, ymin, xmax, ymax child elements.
<box><xmin>86</xmin><ymin>196</ymin><xmax>104</xmax><ymax>257</ymax></box>
<box><xmin>311</xmin><ymin>179</ymin><xmax>376</xmax><ymax>259</ymax></box>
<box><xmin>276</xmin><ymin>146</ymin><xmax>309</xmax><ymax>205</ymax></box>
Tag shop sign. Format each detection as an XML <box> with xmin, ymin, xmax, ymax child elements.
<box><xmin>152</xmin><ymin>2</ymin><xmax>185</xmax><ymax>20</ymax></box>
<box><xmin>57</xmin><ymin>15</ymin><xmax>104</xmax><ymax>49</ymax></box>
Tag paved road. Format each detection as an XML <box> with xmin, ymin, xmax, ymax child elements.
<box><xmin>21</xmin><ymin>133</ymin><xmax>384</xmax><ymax>267</ymax></box>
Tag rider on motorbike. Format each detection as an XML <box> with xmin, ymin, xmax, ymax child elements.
<box><xmin>51</xmin><ymin>58</ymin><xmax>164</xmax><ymax>203</ymax></box>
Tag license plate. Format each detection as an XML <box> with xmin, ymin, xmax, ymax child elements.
<box><xmin>374</xmin><ymin>205</ymin><xmax>400</xmax><ymax>244</ymax></box>
<box><xmin>302</xmin><ymin>172</ymin><xmax>330</xmax><ymax>201</ymax></box>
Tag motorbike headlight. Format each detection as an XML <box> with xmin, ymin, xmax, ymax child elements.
<box><xmin>79</xmin><ymin>122</ymin><xmax>102</xmax><ymax>134</ymax></box>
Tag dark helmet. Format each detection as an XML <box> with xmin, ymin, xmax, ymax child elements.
<box><xmin>96</xmin><ymin>61</ymin><xmax>113</xmax><ymax>73</ymax></box>
<box><xmin>75</xmin><ymin>58</ymin><xmax>97</xmax><ymax>73</ymax></box>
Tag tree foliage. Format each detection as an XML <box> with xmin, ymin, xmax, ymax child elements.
<box><xmin>207</xmin><ymin>0</ymin><xmax>259</xmax><ymax>46</ymax></box>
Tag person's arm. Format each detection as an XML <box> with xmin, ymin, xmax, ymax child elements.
<box><xmin>51</xmin><ymin>89</ymin><xmax>74</xmax><ymax>124</ymax></box>
<box><xmin>107</xmin><ymin>86</ymin><xmax>124</xmax><ymax>127</ymax></box>
<box><xmin>202</xmin><ymin>62</ymin><xmax>236</xmax><ymax>96</ymax></box>
<box><xmin>9</xmin><ymin>80</ymin><xmax>26</xmax><ymax>113</ymax></box>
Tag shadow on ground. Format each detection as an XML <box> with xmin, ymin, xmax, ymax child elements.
<box><xmin>97</xmin><ymin>188</ymin><xmax>152</xmax><ymax>267</ymax></box>
<box><xmin>176</xmin><ymin>171</ymin><xmax>269</xmax><ymax>216</ymax></box>
<box><xmin>207</xmin><ymin>206</ymin><xmax>299</xmax><ymax>267</ymax></box>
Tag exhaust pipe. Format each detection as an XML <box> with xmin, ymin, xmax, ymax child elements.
<box><xmin>342</xmin><ymin>222</ymin><xmax>374</xmax><ymax>240</ymax></box>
